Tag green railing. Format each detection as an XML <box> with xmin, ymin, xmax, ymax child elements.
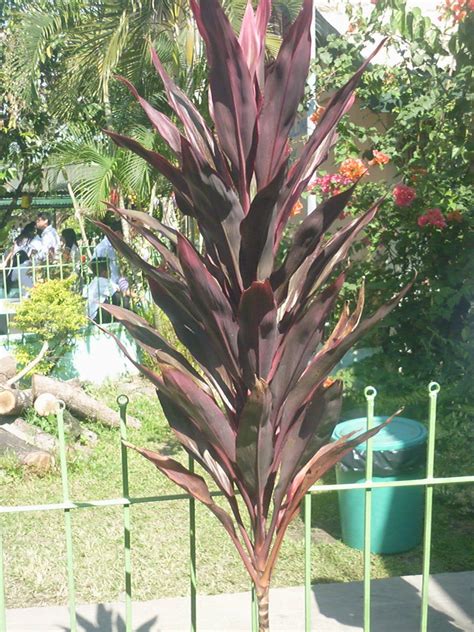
<box><xmin>0</xmin><ymin>383</ymin><xmax>473</xmax><ymax>631</ymax></box>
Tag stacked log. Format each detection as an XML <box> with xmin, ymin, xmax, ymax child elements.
<box><xmin>0</xmin><ymin>356</ymin><xmax>139</xmax><ymax>470</ymax></box>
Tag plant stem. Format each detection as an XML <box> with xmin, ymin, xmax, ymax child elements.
<box><xmin>256</xmin><ymin>584</ymin><xmax>270</xmax><ymax>632</ymax></box>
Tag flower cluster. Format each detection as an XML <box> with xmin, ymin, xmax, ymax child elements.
<box><xmin>393</xmin><ymin>183</ymin><xmax>417</xmax><ymax>207</ymax></box>
<box><xmin>369</xmin><ymin>150</ymin><xmax>390</xmax><ymax>166</ymax></box>
<box><xmin>444</xmin><ymin>0</ymin><xmax>473</xmax><ymax>22</ymax></box>
<box><xmin>310</xmin><ymin>173</ymin><xmax>353</xmax><ymax>195</ymax></box>
<box><xmin>339</xmin><ymin>158</ymin><xmax>367</xmax><ymax>181</ymax></box>
<box><xmin>417</xmin><ymin>208</ymin><xmax>447</xmax><ymax>229</ymax></box>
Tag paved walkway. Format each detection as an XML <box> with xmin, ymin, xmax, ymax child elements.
<box><xmin>7</xmin><ymin>572</ymin><xmax>472</xmax><ymax>631</ymax></box>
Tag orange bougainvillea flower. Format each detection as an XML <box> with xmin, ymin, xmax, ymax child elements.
<box><xmin>339</xmin><ymin>158</ymin><xmax>367</xmax><ymax>181</ymax></box>
<box><xmin>323</xmin><ymin>377</ymin><xmax>336</xmax><ymax>388</ymax></box>
<box><xmin>369</xmin><ymin>150</ymin><xmax>390</xmax><ymax>166</ymax></box>
<box><xmin>291</xmin><ymin>200</ymin><xmax>303</xmax><ymax>216</ymax></box>
<box><xmin>310</xmin><ymin>106</ymin><xmax>325</xmax><ymax>124</ymax></box>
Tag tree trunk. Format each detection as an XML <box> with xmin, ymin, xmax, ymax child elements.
<box><xmin>0</xmin><ymin>387</ymin><xmax>33</xmax><ymax>416</ymax></box>
<box><xmin>256</xmin><ymin>585</ymin><xmax>270</xmax><ymax>632</ymax></box>
<box><xmin>32</xmin><ymin>374</ymin><xmax>141</xmax><ymax>429</ymax></box>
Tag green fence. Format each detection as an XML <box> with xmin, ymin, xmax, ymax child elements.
<box><xmin>0</xmin><ymin>383</ymin><xmax>472</xmax><ymax>631</ymax></box>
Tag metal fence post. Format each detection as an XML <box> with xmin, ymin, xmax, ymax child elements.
<box><xmin>118</xmin><ymin>395</ymin><xmax>133</xmax><ymax>632</ymax></box>
<box><xmin>57</xmin><ymin>399</ymin><xmax>77</xmax><ymax>632</ymax></box>
<box><xmin>420</xmin><ymin>382</ymin><xmax>440</xmax><ymax>632</ymax></box>
<box><xmin>251</xmin><ymin>583</ymin><xmax>258</xmax><ymax>632</ymax></box>
<box><xmin>363</xmin><ymin>386</ymin><xmax>377</xmax><ymax>632</ymax></box>
<box><xmin>0</xmin><ymin>523</ymin><xmax>6</xmax><ymax>632</ymax></box>
<box><xmin>189</xmin><ymin>456</ymin><xmax>197</xmax><ymax>632</ymax></box>
<box><xmin>304</xmin><ymin>492</ymin><xmax>312</xmax><ymax>631</ymax></box>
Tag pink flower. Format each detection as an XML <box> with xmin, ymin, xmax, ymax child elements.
<box><xmin>417</xmin><ymin>208</ymin><xmax>447</xmax><ymax>229</ymax></box>
<box><xmin>393</xmin><ymin>183</ymin><xmax>417</xmax><ymax>207</ymax></box>
<box><xmin>309</xmin><ymin>173</ymin><xmax>352</xmax><ymax>196</ymax></box>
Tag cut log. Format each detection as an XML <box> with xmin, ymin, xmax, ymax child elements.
<box><xmin>0</xmin><ymin>387</ymin><xmax>33</xmax><ymax>416</ymax></box>
<box><xmin>34</xmin><ymin>393</ymin><xmax>60</xmax><ymax>417</ymax></box>
<box><xmin>1</xmin><ymin>417</ymin><xmax>57</xmax><ymax>452</ymax></box>
<box><xmin>0</xmin><ymin>355</ymin><xmax>17</xmax><ymax>382</ymax></box>
<box><xmin>0</xmin><ymin>427</ymin><xmax>53</xmax><ymax>473</ymax></box>
<box><xmin>34</xmin><ymin>395</ymin><xmax>97</xmax><ymax>444</ymax></box>
<box><xmin>32</xmin><ymin>375</ymin><xmax>141</xmax><ymax>429</ymax></box>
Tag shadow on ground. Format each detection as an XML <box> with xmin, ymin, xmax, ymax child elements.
<box><xmin>61</xmin><ymin>603</ymin><xmax>157</xmax><ymax>632</ymax></box>
<box><xmin>313</xmin><ymin>574</ymin><xmax>470</xmax><ymax>632</ymax></box>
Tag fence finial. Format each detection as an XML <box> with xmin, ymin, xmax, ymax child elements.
<box><xmin>364</xmin><ymin>385</ymin><xmax>377</xmax><ymax>400</ymax></box>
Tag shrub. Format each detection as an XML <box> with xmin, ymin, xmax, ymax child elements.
<box><xmin>13</xmin><ymin>276</ymin><xmax>87</xmax><ymax>374</ymax></box>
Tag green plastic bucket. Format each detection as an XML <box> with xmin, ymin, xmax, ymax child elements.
<box><xmin>331</xmin><ymin>416</ymin><xmax>427</xmax><ymax>554</ymax></box>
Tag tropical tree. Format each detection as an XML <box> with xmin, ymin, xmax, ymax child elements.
<box><xmin>93</xmin><ymin>0</ymin><xmax>411</xmax><ymax>629</ymax></box>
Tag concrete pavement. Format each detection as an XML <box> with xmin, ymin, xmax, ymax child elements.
<box><xmin>7</xmin><ymin>571</ymin><xmax>473</xmax><ymax>631</ymax></box>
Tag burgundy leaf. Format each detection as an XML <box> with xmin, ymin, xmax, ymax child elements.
<box><xmin>281</xmin><ymin>279</ymin><xmax>415</xmax><ymax>429</ymax></box>
<box><xmin>272</xmin><ymin>40</ymin><xmax>386</xmax><ymax>245</ymax></box>
<box><xmin>177</xmin><ymin>234</ymin><xmax>241</xmax><ymax>381</ymax></box>
<box><xmin>146</xmin><ymin>276</ymin><xmax>236</xmax><ymax>405</ymax></box>
<box><xmin>126</xmin><ymin>441</ymin><xmax>239</xmax><ymax>541</ymax></box>
<box><xmin>238</xmin><ymin>280</ymin><xmax>278</xmax><ymax>388</ymax></box>
<box><xmin>239</xmin><ymin>159</ymin><xmax>288</xmax><ymax>288</ymax></box>
<box><xmin>236</xmin><ymin>379</ymin><xmax>273</xmax><ymax>503</ymax></box>
<box><xmin>106</xmin><ymin>203</ymin><xmax>178</xmax><ymax>245</ymax></box>
<box><xmin>116</xmin><ymin>75</ymin><xmax>182</xmax><ymax>155</ymax></box>
<box><xmin>282</xmin><ymin>408</ymin><xmax>402</xmax><ymax>526</ymax></box>
<box><xmin>161</xmin><ymin>366</ymin><xmax>237</xmax><ymax>464</ymax></box>
<box><xmin>269</xmin><ymin>273</ymin><xmax>345</xmax><ymax>411</ymax></box>
<box><xmin>272</xmin><ymin>184</ymin><xmax>356</xmax><ymax>293</ymax></box>
<box><xmin>280</xmin><ymin>200</ymin><xmax>381</xmax><ymax>327</ymax></box>
<box><xmin>99</xmin><ymin>304</ymin><xmax>205</xmax><ymax>384</ymax></box>
<box><xmin>272</xmin><ymin>380</ymin><xmax>343</xmax><ymax>515</ymax></box>
<box><xmin>150</xmin><ymin>47</ymin><xmax>231</xmax><ymax>183</ymax></box>
<box><xmin>105</xmin><ymin>129</ymin><xmax>188</xmax><ymax>195</ymax></box>
<box><xmin>180</xmin><ymin>140</ymin><xmax>244</xmax><ymax>296</ymax></box>
<box><xmin>158</xmin><ymin>391</ymin><xmax>235</xmax><ymax>497</ymax></box>
<box><xmin>286</xmin><ymin>39</ymin><xmax>386</xmax><ymax>193</ymax></box>
<box><xmin>255</xmin><ymin>0</ymin><xmax>312</xmax><ymax>187</ymax></box>
<box><xmin>238</xmin><ymin>0</ymin><xmax>271</xmax><ymax>87</ymax></box>
<box><xmin>190</xmin><ymin>0</ymin><xmax>257</xmax><ymax>205</ymax></box>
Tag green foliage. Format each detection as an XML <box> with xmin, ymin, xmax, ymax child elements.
<box><xmin>13</xmin><ymin>276</ymin><xmax>87</xmax><ymax>374</ymax></box>
<box><xmin>303</xmin><ymin>0</ymin><xmax>474</xmax><ymax>512</ymax></box>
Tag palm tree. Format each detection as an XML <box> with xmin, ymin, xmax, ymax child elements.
<box><xmin>4</xmin><ymin>1</ymin><xmax>314</xmax><ymax>124</ymax></box>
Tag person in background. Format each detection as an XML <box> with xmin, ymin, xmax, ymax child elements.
<box><xmin>61</xmin><ymin>228</ymin><xmax>80</xmax><ymax>269</ymax></box>
<box><xmin>83</xmin><ymin>257</ymin><xmax>121</xmax><ymax>323</ymax></box>
<box><xmin>2</xmin><ymin>222</ymin><xmax>36</xmax><ymax>269</ymax></box>
<box><xmin>35</xmin><ymin>212</ymin><xmax>60</xmax><ymax>262</ymax></box>
<box><xmin>2</xmin><ymin>222</ymin><xmax>37</xmax><ymax>295</ymax></box>
<box><xmin>92</xmin><ymin>220</ymin><xmax>122</xmax><ymax>283</ymax></box>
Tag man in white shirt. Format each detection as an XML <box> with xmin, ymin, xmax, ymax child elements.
<box><xmin>83</xmin><ymin>258</ymin><xmax>120</xmax><ymax>322</ymax></box>
<box><xmin>92</xmin><ymin>221</ymin><xmax>122</xmax><ymax>283</ymax></box>
<box><xmin>35</xmin><ymin>213</ymin><xmax>60</xmax><ymax>262</ymax></box>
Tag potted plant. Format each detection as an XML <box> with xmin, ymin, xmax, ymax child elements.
<box><xmin>95</xmin><ymin>1</ymin><xmax>412</xmax><ymax>629</ymax></box>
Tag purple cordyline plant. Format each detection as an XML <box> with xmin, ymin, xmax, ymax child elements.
<box><xmin>94</xmin><ymin>1</ymin><xmax>411</xmax><ymax>629</ymax></box>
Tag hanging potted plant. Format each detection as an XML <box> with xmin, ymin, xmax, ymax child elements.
<box><xmin>94</xmin><ymin>0</ymin><xmax>412</xmax><ymax>629</ymax></box>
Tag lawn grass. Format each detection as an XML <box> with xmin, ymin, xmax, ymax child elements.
<box><xmin>1</xmin><ymin>377</ymin><xmax>472</xmax><ymax>609</ymax></box>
